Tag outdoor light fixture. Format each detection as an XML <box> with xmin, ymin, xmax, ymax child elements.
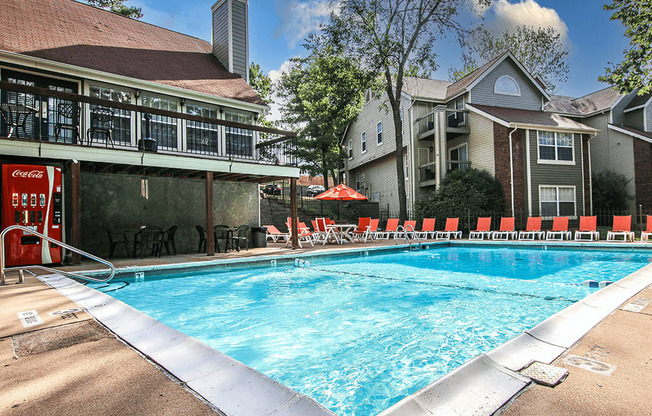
<box><xmin>140</xmin><ymin>176</ymin><xmax>149</xmax><ymax>199</ymax></box>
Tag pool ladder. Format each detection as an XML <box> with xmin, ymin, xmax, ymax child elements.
<box><xmin>0</xmin><ymin>225</ymin><xmax>115</xmax><ymax>285</ymax></box>
<box><xmin>395</xmin><ymin>224</ymin><xmax>421</xmax><ymax>250</ymax></box>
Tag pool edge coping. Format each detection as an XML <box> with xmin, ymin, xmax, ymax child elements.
<box><xmin>44</xmin><ymin>242</ymin><xmax>652</xmax><ymax>416</ymax></box>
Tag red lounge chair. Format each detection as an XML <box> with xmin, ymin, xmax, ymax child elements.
<box><xmin>607</xmin><ymin>215</ymin><xmax>634</xmax><ymax>242</ymax></box>
<box><xmin>263</xmin><ymin>225</ymin><xmax>289</xmax><ymax>243</ymax></box>
<box><xmin>285</xmin><ymin>218</ymin><xmax>315</xmax><ymax>248</ymax></box>
<box><xmin>642</xmin><ymin>216</ymin><xmax>652</xmax><ymax>242</ymax></box>
<box><xmin>492</xmin><ymin>217</ymin><xmax>517</xmax><ymax>240</ymax></box>
<box><xmin>436</xmin><ymin>218</ymin><xmax>462</xmax><ymax>240</ymax></box>
<box><xmin>469</xmin><ymin>217</ymin><xmax>492</xmax><ymax>240</ymax></box>
<box><xmin>361</xmin><ymin>218</ymin><xmax>380</xmax><ymax>242</ymax></box>
<box><xmin>397</xmin><ymin>220</ymin><xmax>417</xmax><ymax>238</ymax></box>
<box><xmin>574</xmin><ymin>216</ymin><xmax>600</xmax><ymax>241</ymax></box>
<box><xmin>518</xmin><ymin>217</ymin><xmax>544</xmax><ymax>240</ymax></box>
<box><xmin>377</xmin><ymin>218</ymin><xmax>399</xmax><ymax>239</ymax></box>
<box><xmin>351</xmin><ymin>217</ymin><xmax>372</xmax><ymax>241</ymax></box>
<box><xmin>416</xmin><ymin>218</ymin><xmax>436</xmax><ymax>239</ymax></box>
<box><xmin>546</xmin><ymin>217</ymin><xmax>571</xmax><ymax>241</ymax></box>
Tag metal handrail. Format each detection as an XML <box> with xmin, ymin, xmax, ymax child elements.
<box><xmin>394</xmin><ymin>224</ymin><xmax>421</xmax><ymax>250</ymax></box>
<box><xmin>0</xmin><ymin>225</ymin><xmax>115</xmax><ymax>285</ymax></box>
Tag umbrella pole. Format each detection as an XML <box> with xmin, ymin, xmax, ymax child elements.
<box><xmin>338</xmin><ymin>200</ymin><xmax>341</xmax><ymax>221</ymax></box>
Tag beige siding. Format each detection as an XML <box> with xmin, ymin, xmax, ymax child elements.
<box><xmin>467</xmin><ymin>113</ymin><xmax>495</xmax><ymax>175</ymax></box>
<box><xmin>350</xmin><ymin>155</ymin><xmax>402</xmax><ymax>214</ymax></box>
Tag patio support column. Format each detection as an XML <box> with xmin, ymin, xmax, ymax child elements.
<box><xmin>70</xmin><ymin>160</ymin><xmax>81</xmax><ymax>265</ymax></box>
<box><xmin>290</xmin><ymin>178</ymin><xmax>299</xmax><ymax>249</ymax></box>
<box><xmin>205</xmin><ymin>171</ymin><xmax>215</xmax><ymax>256</ymax></box>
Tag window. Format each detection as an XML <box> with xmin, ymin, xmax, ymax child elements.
<box><xmin>89</xmin><ymin>85</ymin><xmax>132</xmax><ymax>144</ymax></box>
<box><xmin>405</xmin><ymin>153</ymin><xmax>409</xmax><ymax>180</ymax></box>
<box><xmin>186</xmin><ymin>104</ymin><xmax>219</xmax><ymax>155</ymax></box>
<box><xmin>356</xmin><ymin>173</ymin><xmax>365</xmax><ymax>191</ymax></box>
<box><xmin>538</xmin><ymin>131</ymin><xmax>574</xmax><ymax>162</ymax></box>
<box><xmin>142</xmin><ymin>95</ymin><xmax>178</xmax><ymax>150</ymax></box>
<box><xmin>347</xmin><ymin>140</ymin><xmax>353</xmax><ymax>159</ymax></box>
<box><xmin>361</xmin><ymin>131</ymin><xmax>366</xmax><ymax>153</ymax></box>
<box><xmin>448</xmin><ymin>143</ymin><xmax>468</xmax><ymax>171</ymax></box>
<box><xmin>225</xmin><ymin>111</ymin><xmax>254</xmax><ymax>158</ymax></box>
<box><xmin>540</xmin><ymin>186</ymin><xmax>576</xmax><ymax>218</ymax></box>
<box><xmin>494</xmin><ymin>75</ymin><xmax>520</xmax><ymax>96</ymax></box>
<box><xmin>377</xmin><ymin>122</ymin><xmax>383</xmax><ymax>145</ymax></box>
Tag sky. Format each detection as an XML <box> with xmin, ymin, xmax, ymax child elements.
<box><xmin>129</xmin><ymin>0</ymin><xmax>630</xmax><ymax>104</ymax></box>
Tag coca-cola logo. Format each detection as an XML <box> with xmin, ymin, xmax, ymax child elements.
<box><xmin>12</xmin><ymin>170</ymin><xmax>44</xmax><ymax>179</ymax></box>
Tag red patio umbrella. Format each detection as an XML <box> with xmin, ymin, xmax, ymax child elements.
<box><xmin>315</xmin><ymin>184</ymin><xmax>367</xmax><ymax>201</ymax></box>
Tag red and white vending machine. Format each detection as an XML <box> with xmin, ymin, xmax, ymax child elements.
<box><xmin>2</xmin><ymin>164</ymin><xmax>63</xmax><ymax>266</ymax></box>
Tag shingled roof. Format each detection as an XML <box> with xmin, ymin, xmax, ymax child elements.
<box><xmin>546</xmin><ymin>87</ymin><xmax>622</xmax><ymax>116</ymax></box>
<box><xmin>468</xmin><ymin>104</ymin><xmax>598</xmax><ymax>133</ymax></box>
<box><xmin>0</xmin><ymin>0</ymin><xmax>265</xmax><ymax>106</ymax></box>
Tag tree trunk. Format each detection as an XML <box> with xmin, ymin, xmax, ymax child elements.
<box><xmin>388</xmin><ymin>89</ymin><xmax>408</xmax><ymax>222</ymax></box>
<box><xmin>322</xmin><ymin>148</ymin><xmax>329</xmax><ymax>189</ymax></box>
<box><xmin>330</xmin><ymin>168</ymin><xmax>338</xmax><ymax>186</ymax></box>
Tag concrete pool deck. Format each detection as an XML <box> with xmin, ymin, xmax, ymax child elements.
<box><xmin>1</xmin><ymin>240</ymin><xmax>651</xmax><ymax>415</ymax></box>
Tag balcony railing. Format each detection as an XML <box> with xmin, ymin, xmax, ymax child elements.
<box><xmin>415</xmin><ymin>107</ymin><xmax>469</xmax><ymax>139</ymax></box>
<box><xmin>0</xmin><ymin>81</ymin><xmax>297</xmax><ymax>167</ymax></box>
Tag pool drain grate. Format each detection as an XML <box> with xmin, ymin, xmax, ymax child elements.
<box><xmin>519</xmin><ymin>361</ymin><xmax>568</xmax><ymax>387</ymax></box>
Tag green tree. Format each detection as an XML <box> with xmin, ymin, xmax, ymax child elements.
<box><xmin>599</xmin><ymin>0</ymin><xmax>652</xmax><ymax>95</ymax></box>
<box><xmin>450</xmin><ymin>25</ymin><xmax>569</xmax><ymax>92</ymax></box>
<box><xmin>592</xmin><ymin>169</ymin><xmax>633</xmax><ymax>211</ymax></box>
<box><xmin>247</xmin><ymin>62</ymin><xmax>275</xmax><ymax>128</ymax></box>
<box><xmin>415</xmin><ymin>168</ymin><xmax>504</xmax><ymax>222</ymax></box>
<box><xmin>319</xmin><ymin>0</ymin><xmax>489</xmax><ymax>221</ymax></box>
<box><xmin>86</xmin><ymin>0</ymin><xmax>142</xmax><ymax>18</ymax></box>
<box><xmin>277</xmin><ymin>45</ymin><xmax>372</xmax><ymax>188</ymax></box>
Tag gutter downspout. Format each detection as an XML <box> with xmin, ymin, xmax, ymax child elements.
<box><xmin>508</xmin><ymin>125</ymin><xmax>518</xmax><ymax>216</ymax></box>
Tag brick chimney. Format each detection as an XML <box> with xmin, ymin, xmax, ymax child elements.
<box><xmin>212</xmin><ymin>0</ymin><xmax>249</xmax><ymax>81</ymax></box>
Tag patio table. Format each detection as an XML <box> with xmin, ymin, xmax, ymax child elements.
<box><xmin>1</xmin><ymin>103</ymin><xmax>37</xmax><ymax>139</ymax></box>
<box><xmin>323</xmin><ymin>224</ymin><xmax>356</xmax><ymax>245</ymax></box>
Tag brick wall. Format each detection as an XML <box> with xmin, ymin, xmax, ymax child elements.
<box><xmin>633</xmin><ymin>138</ymin><xmax>652</xmax><ymax>208</ymax></box>
<box><xmin>493</xmin><ymin>124</ymin><xmax>525</xmax><ymax>215</ymax></box>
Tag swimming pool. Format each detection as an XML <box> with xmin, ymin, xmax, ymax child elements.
<box><xmin>88</xmin><ymin>246</ymin><xmax>650</xmax><ymax>415</ymax></box>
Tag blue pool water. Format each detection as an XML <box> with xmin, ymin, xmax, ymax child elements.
<box><xmin>89</xmin><ymin>246</ymin><xmax>650</xmax><ymax>415</ymax></box>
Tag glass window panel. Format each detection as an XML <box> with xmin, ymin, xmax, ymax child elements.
<box><xmin>538</xmin><ymin>131</ymin><xmax>555</xmax><ymax>146</ymax></box>
<box><xmin>558</xmin><ymin>187</ymin><xmax>575</xmax><ymax>202</ymax></box>
<box><xmin>89</xmin><ymin>85</ymin><xmax>131</xmax><ymax>145</ymax></box>
<box><xmin>557</xmin><ymin>147</ymin><xmax>573</xmax><ymax>161</ymax></box>
<box><xmin>186</xmin><ymin>104</ymin><xmax>219</xmax><ymax>155</ymax></box>
<box><xmin>559</xmin><ymin>202</ymin><xmax>575</xmax><ymax>216</ymax></box>
<box><xmin>142</xmin><ymin>95</ymin><xmax>178</xmax><ymax>150</ymax></box>
<box><xmin>539</xmin><ymin>146</ymin><xmax>556</xmax><ymax>160</ymax></box>
<box><xmin>494</xmin><ymin>76</ymin><xmax>520</xmax><ymax>95</ymax></box>
<box><xmin>557</xmin><ymin>133</ymin><xmax>573</xmax><ymax>147</ymax></box>
<box><xmin>540</xmin><ymin>187</ymin><xmax>557</xmax><ymax>202</ymax></box>
<box><xmin>541</xmin><ymin>202</ymin><xmax>557</xmax><ymax>217</ymax></box>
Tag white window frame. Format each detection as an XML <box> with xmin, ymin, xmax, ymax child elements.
<box><xmin>347</xmin><ymin>139</ymin><xmax>353</xmax><ymax>160</ymax></box>
<box><xmin>494</xmin><ymin>75</ymin><xmax>521</xmax><ymax>96</ymax></box>
<box><xmin>537</xmin><ymin>131</ymin><xmax>575</xmax><ymax>165</ymax></box>
<box><xmin>141</xmin><ymin>93</ymin><xmax>181</xmax><ymax>151</ymax></box>
<box><xmin>361</xmin><ymin>131</ymin><xmax>367</xmax><ymax>154</ymax></box>
<box><xmin>448</xmin><ymin>143</ymin><xmax>468</xmax><ymax>170</ymax></box>
<box><xmin>88</xmin><ymin>82</ymin><xmax>135</xmax><ymax>146</ymax></box>
<box><xmin>538</xmin><ymin>185</ymin><xmax>577</xmax><ymax>219</ymax></box>
<box><xmin>377</xmin><ymin>121</ymin><xmax>383</xmax><ymax>146</ymax></box>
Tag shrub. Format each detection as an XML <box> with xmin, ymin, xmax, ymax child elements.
<box><xmin>592</xmin><ymin>169</ymin><xmax>632</xmax><ymax>211</ymax></box>
<box><xmin>415</xmin><ymin>168</ymin><xmax>505</xmax><ymax>221</ymax></box>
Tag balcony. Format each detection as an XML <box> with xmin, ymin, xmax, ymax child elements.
<box><xmin>0</xmin><ymin>81</ymin><xmax>297</xmax><ymax>172</ymax></box>
<box><xmin>415</xmin><ymin>108</ymin><xmax>470</xmax><ymax>141</ymax></box>
<box><xmin>418</xmin><ymin>161</ymin><xmax>437</xmax><ymax>188</ymax></box>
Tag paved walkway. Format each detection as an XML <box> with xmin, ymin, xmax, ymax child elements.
<box><xmin>1</xmin><ymin>241</ymin><xmax>651</xmax><ymax>415</ymax></box>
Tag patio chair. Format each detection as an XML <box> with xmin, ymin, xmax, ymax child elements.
<box><xmin>313</xmin><ymin>217</ymin><xmax>332</xmax><ymax>244</ymax></box>
<box><xmin>376</xmin><ymin>218</ymin><xmax>399</xmax><ymax>239</ymax></box>
<box><xmin>518</xmin><ymin>217</ymin><xmax>545</xmax><ymax>240</ymax></box>
<box><xmin>641</xmin><ymin>216</ymin><xmax>652</xmax><ymax>242</ymax></box>
<box><xmin>606</xmin><ymin>215</ymin><xmax>635</xmax><ymax>242</ymax></box>
<box><xmin>574</xmin><ymin>216</ymin><xmax>600</xmax><ymax>241</ymax></box>
<box><xmin>363</xmin><ymin>219</ymin><xmax>380</xmax><ymax>242</ymax></box>
<box><xmin>231</xmin><ymin>225</ymin><xmax>249</xmax><ymax>251</ymax></box>
<box><xmin>54</xmin><ymin>102</ymin><xmax>81</xmax><ymax>144</ymax></box>
<box><xmin>133</xmin><ymin>226</ymin><xmax>163</xmax><ymax>258</ymax></box>
<box><xmin>86</xmin><ymin>106</ymin><xmax>114</xmax><ymax>147</ymax></box>
<box><xmin>436</xmin><ymin>218</ymin><xmax>462</xmax><ymax>240</ymax></box>
<box><xmin>351</xmin><ymin>217</ymin><xmax>372</xmax><ymax>241</ymax></box>
<box><xmin>162</xmin><ymin>225</ymin><xmax>178</xmax><ymax>255</ymax></box>
<box><xmin>196</xmin><ymin>225</ymin><xmax>207</xmax><ymax>252</ymax></box>
<box><xmin>545</xmin><ymin>217</ymin><xmax>571</xmax><ymax>241</ymax></box>
<box><xmin>214</xmin><ymin>225</ymin><xmax>232</xmax><ymax>253</ymax></box>
<box><xmin>415</xmin><ymin>218</ymin><xmax>436</xmax><ymax>240</ymax></box>
<box><xmin>105</xmin><ymin>227</ymin><xmax>128</xmax><ymax>258</ymax></box>
<box><xmin>285</xmin><ymin>219</ymin><xmax>315</xmax><ymax>248</ymax></box>
<box><xmin>469</xmin><ymin>217</ymin><xmax>492</xmax><ymax>240</ymax></box>
<box><xmin>263</xmin><ymin>225</ymin><xmax>289</xmax><ymax>243</ymax></box>
<box><xmin>492</xmin><ymin>217</ymin><xmax>517</xmax><ymax>240</ymax></box>
<box><xmin>397</xmin><ymin>220</ymin><xmax>417</xmax><ymax>239</ymax></box>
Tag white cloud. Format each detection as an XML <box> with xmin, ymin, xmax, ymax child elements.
<box><xmin>269</xmin><ymin>60</ymin><xmax>295</xmax><ymax>84</ymax></box>
<box><xmin>485</xmin><ymin>0</ymin><xmax>568</xmax><ymax>41</ymax></box>
<box><xmin>274</xmin><ymin>0</ymin><xmax>338</xmax><ymax>48</ymax></box>
<box><xmin>267</xmin><ymin>60</ymin><xmax>295</xmax><ymax>121</ymax></box>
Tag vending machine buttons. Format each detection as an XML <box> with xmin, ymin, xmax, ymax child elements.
<box><xmin>12</xmin><ymin>193</ymin><xmax>19</xmax><ymax>208</ymax></box>
<box><xmin>15</xmin><ymin>210</ymin><xmax>21</xmax><ymax>224</ymax></box>
<box><xmin>22</xmin><ymin>210</ymin><xmax>29</xmax><ymax>224</ymax></box>
<box><xmin>30</xmin><ymin>194</ymin><xmax>37</xmax><ymax>207</ymax></box>
<box><xmin>52</xmin><ymin>193</ymin><xmax>62</xmax><ymax>225</ymax></box>
<box><xmin>22</xmin><ymin>193</ymin><xmax>28</xmax><ymax>207</ymax></box>
<box><xmin>39</xmin><ymin>194</ymin><xmax>46</xmax><ymax>207</ymax></box>
<box><xmin>37</xmin><ymin>211</ymin><xmax>43</xmax><ymax>224</ymax></box>
<box><xmin>29</xmin><ymin>210</ymin><xmax>36</xmax><ymax>224</ymax></box>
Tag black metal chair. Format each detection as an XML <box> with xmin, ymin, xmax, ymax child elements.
<box><xmin>105</xmin><ymin>227</ymin><xmax>128</xmax><ymax>258</ymax></box>
<box><xmin>196</xmin><ymin>225</ymin><xmax>207</xmax><ymax>253</ymax></box>
<box><xmin>214</xmin><ymin>225</ymin><xmax>231</xmax><ymax>253</ymax></box>
<box><xmin>54</xmin><ymin>102</ymin><xmax>80</xmax><ymax>144</ymax></box>
<box><xmin>87</xmin><ymin>106</ymin><xmax>114</xmax><ymax>147</ymax></box>
<box><xmin>231</xmin><ymin>225</ymin><xmax>249</xmax><ymax>251</ymax></box>
<box><xmin>162</xmin><ymin>225</ymin><xmax>178</xmax><ymax>255</ymax></box>
<box><xmin>133</xmin><ymin>226</ymin><xmax>163</xmax><ymax>258</ymax></box>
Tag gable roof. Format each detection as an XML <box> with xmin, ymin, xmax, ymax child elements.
<box><xmin>468</xmin><ymin>104</ymin><xmax>598</xmax><ymax>133</ymax></box>
<box><xmin>0</xmin><ymin>0</ymin><xmax>265</xmax><ymax>106</ymax></box>
<box><xmin>546</xmin><ymin>87</ymin><xmax>622</xmax><ymax>116</ymax></box>
<box><xmin>445</xmin><ymin>51</ymin><xmax>551</xmax><ymax>101</ymax></box>
<box><xmin>402</xmin><ymin>77</ymin><xmax>450</xmax><ymax>101</ymax></box>
<box><xmin>624</xmin><ymin>91</ymin><xmax>652</xmax><ymax>112</ymax></box>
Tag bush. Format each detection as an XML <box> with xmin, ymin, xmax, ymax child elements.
<box><xmin>415</xmin><ymin>168</ymin><xmax>505</xmax><ymax>221</ymax></box>
<box><xmin>592</xmin><ymin>170</ymin><xmax>632</xmax><ymax>211</ymax></box>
